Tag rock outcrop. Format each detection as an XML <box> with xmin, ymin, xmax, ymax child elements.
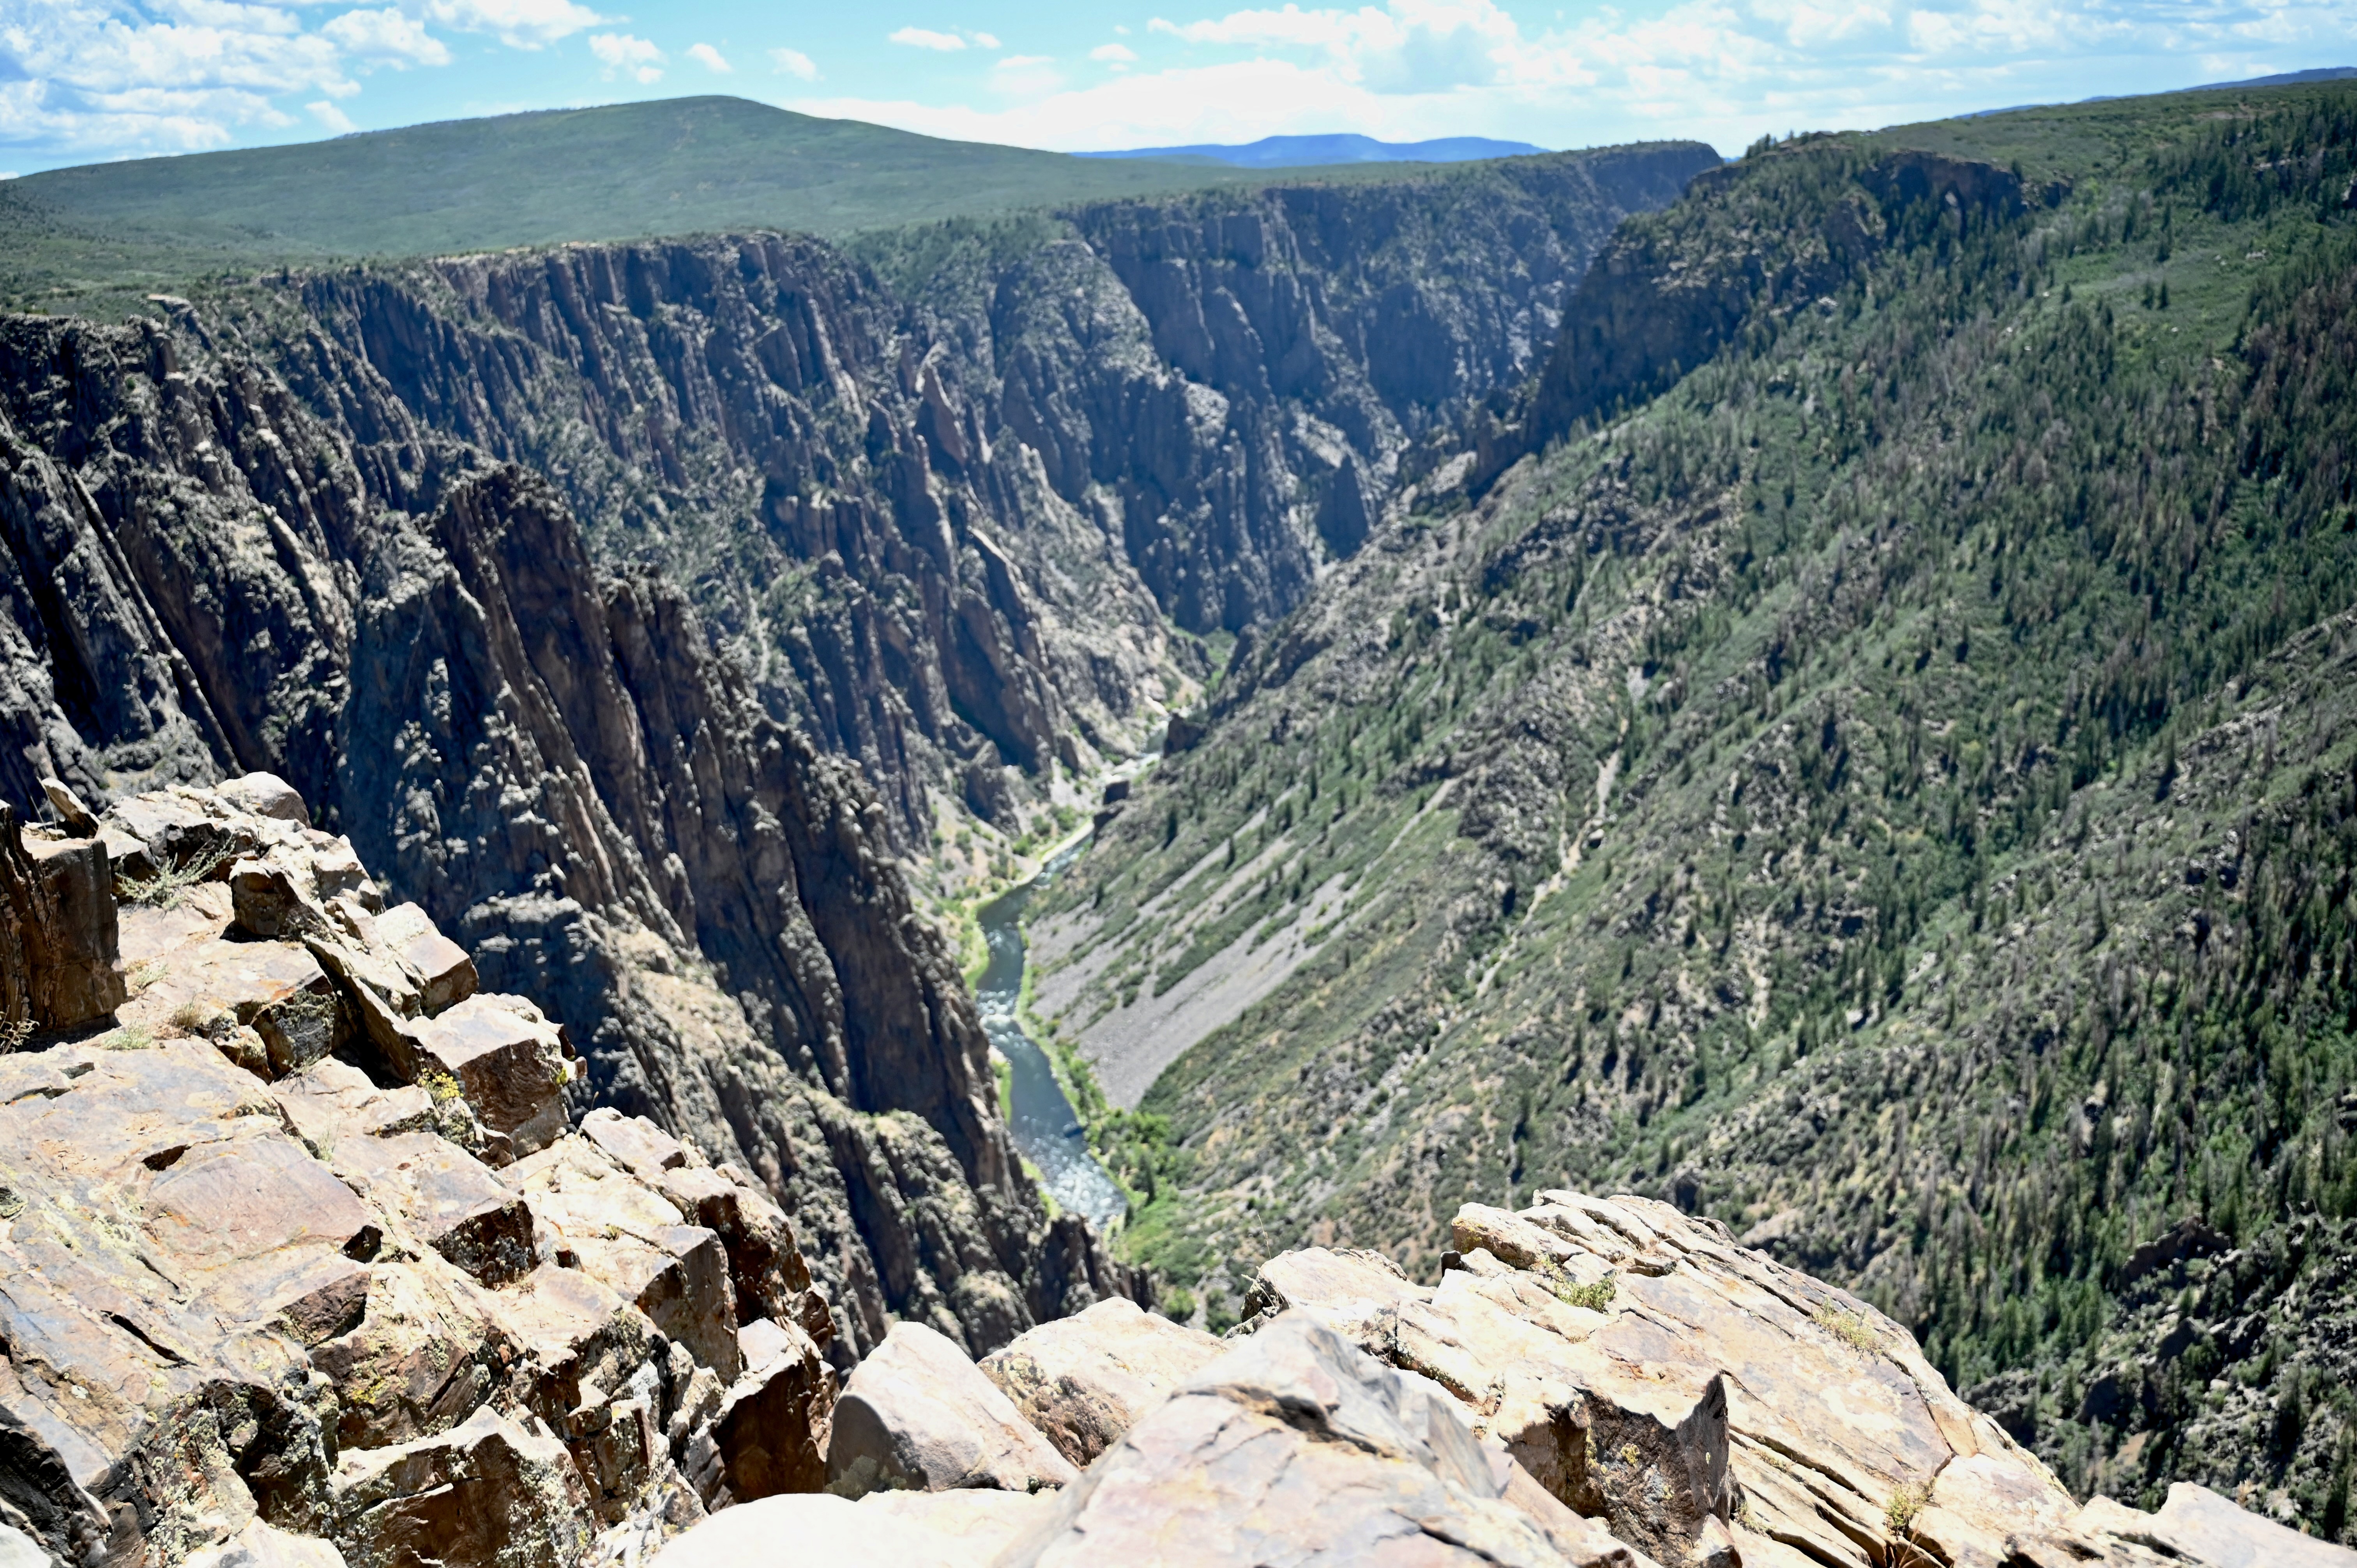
<box><xmin>0</xmin><ymin>779</ymin><xmax>836</xmax><ymax>1568</ymax></box>
<box><xmin>977</xmin><ymin>1296</ymin><xmax>1224</xmax><ymax>1467</ymax></box>
<box><xmin>822</xmin><ymin>1323</ymin><xmax>1076</xmax><ymax>1500</ymax></box>
<box><xmin>641</xmin><ymin>1191</ymin><xmax>2349</xmax><ymax>1568</ymax></box>
<box><xmin>0</xmin><ymin>300</ymin><xmax>1129</xmax><ymax>1362</ymax></box>
<box><xmin>1001</xmin><ymin>1314</ymin><xmax>1592</xmax><ymax>1567</ymax></box>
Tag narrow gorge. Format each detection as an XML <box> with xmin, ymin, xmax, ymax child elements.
<box><xmin>0</xmin><ymin>140</ymin><xmax>1710</xmax><ymax>1365</ymax></box>
<box><xmin>4</xmin><ymin>76</ymin><xmax>2355</xmax><ymax>1566</ymax></box>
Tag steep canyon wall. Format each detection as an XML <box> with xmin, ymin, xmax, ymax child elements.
<box><xmin>0</xmin><ymin>142</ymin><xmax>1713</xmax><ymax>1365</ymax></box>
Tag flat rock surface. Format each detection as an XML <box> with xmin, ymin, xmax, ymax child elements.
<box><xmin>648</xmin><ymin>1489</ymin><xmax>1055</xmax><ymax>1568</ymax></box>
<box><xmin>1002</xmin><ymin>1313</ymin><xmax>1580</xmax><ymax>1566</ymax></box>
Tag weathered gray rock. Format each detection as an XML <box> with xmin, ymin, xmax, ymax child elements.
<box><xmin>1233</xmin><ymin>1193</ymin><xmax>2342</xmax><ymax>1568</ymax></box>
<box><xmin>375</xmin><ymin>902</ymin><xmax>475</xmax><ymax>1014</ymax></box>
<box><xmin>1235</xmin><ymin>1245</ymin><xmax>1422</xmax><ymax>1341</ymax></box>
<box><xmin>511</xmin><ymin>1137</ymin><xmax>741</xmax><ymax>1380</ymax></box>
<box><xmin>229</xmin><ymin>856</ymin><xmax>335</xmax><ymax>939</ymax></box>
<box><xmin>978</xmin><ymin>1296</ymin><xmax>1224</xmax><ymax>1467</ymax></box>
<box><xmin>217</xmin><ymin>773</ymin><xmax>309</xmax><ymax>824</ymax></box>
<box><xmin>0</xmin><ymin>809</ymin><xmax>123</xmax><ymax>1029</ymax></box>
<box><xmin>711</xmin><ymin>1318</ymin><xmax>833</xmax><ymax>1501</ymax></box>
<box><xmin>2060</xmin><ymin>1484</ymin><xmax>2357</xmax><ymax>1568</ymax></box>
<box><xmin>270</xmin><ymin>1057</ymin><xmax>439</xmax><ymax>1151</ymax></box>
<box><xmin>333</xmin><ymin>1406</ymin><xmax>593</xmax><ymax>1568</ymax></box>
<box><xmin>1002</xmin><ymin>1313</ymin><xmax>1581</xmax><ymax>1566</ymax></box>
<box><xmin>2147</xmin><ymin>1483</ymin><xmax>2357</xmax><ymax>1566</ymax></box>
<box><xmin>36</xmin><ymin>779</ymin><xmax>95</xmax><ymax>839</ymax></box>
<box><xmin>406</xmin><ymin>992</ymin><xmax>577</xmax><ymax>1163</ymax></box>
<box><xmin>336</xmin><ymin>1130</ymin><xmax>538</xmax><ymax>1287</ymax></box>
<box><xmin>825</xmin><ymin>1321</ymin><xmax>1078</xmax><ymax>1499</ymax></box>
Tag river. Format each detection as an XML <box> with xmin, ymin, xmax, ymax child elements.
<box><xmin>972</xmin><ymin>842</ymin><xmax>1127</xmax><ymax>1229</ymax></box>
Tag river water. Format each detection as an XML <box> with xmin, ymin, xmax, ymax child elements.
<box><xmin>972</xmin><ymin>843</ymin><xmax>1127</xmax><ymax>1229</ymax></box>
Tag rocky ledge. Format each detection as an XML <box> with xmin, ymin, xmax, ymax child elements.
<box><xmin>659</xmin><ymin>1193</ymin><xmax>2352</xmax><ymax>1568</ymax></box>
<box><xmin>1</xmin><ymin>777</ymin><xmax>2344</xmax><ymax>1568</ymax></box>
<box><xmin>0</xmin><ymin>777</ymin><xmax>836</xmax><ymax>1568</ymax></box>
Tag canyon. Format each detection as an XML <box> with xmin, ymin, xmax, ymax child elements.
<box><xmin>0</xmin><ymin>138</ymin><xmax>1709</xmax><ymax>1370</ymax></box>
<box><xmin>3</xmin><ymin>76</ymin><xmax>2355</xmax><ymax>1564</ymax></box>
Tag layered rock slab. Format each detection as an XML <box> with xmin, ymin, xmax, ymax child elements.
<box><xmin>1236</xmin><ymin>1193</ymin><xmax>2352</xmax><ymax>1568</ymax></box>
<box><xmin>977</xmin><ymin>1296</ymin><xmax>1225</xmax><ymax>1467</ymax></box>
<box><xmin>824</xmin><ymin>1321</ymin><xmax>1078</xmax><ymax>1499</ymax></box>
<box><xmin>999</xmin><ymin>1313</ymin><xmax>1589</xmax><ymax>1567</ymax></box>
<box><xmin>0</xmin><ymin>780</ymin><xmax>844</xmax><ymax>1568</ymax></box>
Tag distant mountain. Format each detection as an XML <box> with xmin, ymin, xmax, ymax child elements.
<box><xmin>1077</xmin><ymin>133</ymin><xmax>1546</xmax><ymax>168</ymax></box>
<box><xmin>2194</xmin><ymin>64</ymin><xmax>2357</xmax><ymax>88</ymax></box>
<box><xmin>1965</xmin><ymin>63</ymin><xmax>2355</xmax><ymax>116</ymax></box>
<box><xmin>5</xmin><ymin>97</ymin><xmax>1269</xmax><ymax>274</ymax></box>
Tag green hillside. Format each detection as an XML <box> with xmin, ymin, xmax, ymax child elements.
<box><xmin>1034</xmin><ymin>79</ymin><xmax>2357</xmax><ymax>1533</ymax></box>
<box><xmin>0</xmin><ymin>95</ymin><xmax>1280</xmax><ymax>315</ymax></box>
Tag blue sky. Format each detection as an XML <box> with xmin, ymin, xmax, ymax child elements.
<box><xmin>3</xmin><ymin>0</ymin><xmax>2352</xmax><ymax>175</ymax></box>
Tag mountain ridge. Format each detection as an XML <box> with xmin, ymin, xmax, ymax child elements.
<box><xmin>1077</xmin><ymin>132</ymin><xmax>1551</xmax><ymax>168</ymax></box>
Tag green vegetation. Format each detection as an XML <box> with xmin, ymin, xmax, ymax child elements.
<box><xmin>1548</xmin><ymin>1271</ymin><xmax>1617</xmax><ymax>1312</ymax></box>
<box><xmin>116</xmin><ymin>849</ymin><xmax>230</xmax><ymax>909</ymax></box>
<box><xmin>1039</xmin><ymin>79</ymin><xmax>2357</xmax><ymax>1531</ymax></box>
<box><xmin>1815</xmin><ymin>1305</ymin><xmax>1883</xmax><ymax>1357</ymax></box>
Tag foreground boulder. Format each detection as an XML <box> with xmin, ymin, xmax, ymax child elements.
<box><xmin>824</xmin><ymin>1322</ymin><xmax>1078</xmax><ymax>1499</ymax></box>
<box><xmin>1236</xmin><ymin>1193</ymin><xmax>2357</xmax><ymax>1568</ymax></box>
<box><xmin>0</xmin><ymin>779</ymin><xmax>841</xmax><ymax>1568</ymax></box>
<box><xmin>1000</xmin><ymin>1314</ymin><xmax>1592</xmax><ymax>1566</ymax></box>
<box><xmin>333</xmin><ymin>1407</ymin><xmax>591</xmax><ymax>1568</ymax></box>
<box><xmin>0</xmin><ymin>803</ymin><xmax>125</xmax><ymax>1028</ymax></box>
<box><xmin>978</xmin><ymin>1296</ymin><xmax>1225</xmax><ymax>1467</ymax></box>
<box><xmin>652</xmin><ymin>1490</ymin><xmax>1051</xmax><ymax>1568</ymax></box>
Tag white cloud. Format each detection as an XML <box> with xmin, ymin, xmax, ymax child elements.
<box><xmin>1091</xmin><ymin>42</ymin><xmax>1139</xmax><ymax>62</ymax></box>
<box><xmin>789</xmin><ymin>0</ymin><xmax>2357</xmax><ymax>158</ymax></box>
<box><xmin>0</xmin><ymin>0</ymin><xmax>357</xmax><ymax>154</ymax></box>
<box><xmin>686</xmin><ymin>41</ymin><xmax>730</xmax><ymax>72</ymax></box>
<box><xmin>1148</xmin><ymin>0</ymin><xmax>1525</xmax><ymax>94</ymax></box>
<box><xmin>306</xmin><ymin>97</ymin><xmax>355</xmax><ymax>130</ymax></box>
<box><xmin>769</xmin><ymin>45</ymin><xmax>818</xmax><ymax>79</ymax></box>
<box><xmin>320</xmin><ymin>8</ymin><xmax>452</xmax><ymax>67</ymax></box>
<box><xmin>420</xmin><ymin>0</ymin><xmax>603</xmax><ymax>48</ymax></box>
<box><xmin>588</xmin><ymin>30</ymin><xmax>661</xmax><ymax>81</ymax></box>
<box><xmin>0</xmin><ymin>0</ymin><xmax>621</xmax><ymax>162</ymax></box>
<box><xmin>991</xmin><ymin>53</ymin><xmax>1064</xmax><ymax>94</ymax></box>
<box><xmin>972</xmin><ymin>31</ymin><xmax>1002</xmax><ymax>48</ymax></box>
<box><xmin>889</xmin><ymin>26</ymin><xmax>966</xmax><ymax>49</ymax></box>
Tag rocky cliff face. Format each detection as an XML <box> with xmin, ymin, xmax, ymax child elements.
<box><xmin>656</xmin><ymin>1192</ymin><xmax>2348</xmax><ymax>1568</ymax></box>
<box><xmin>0</xmin><ymin>778</ymin><xmax>839</xmax><ymax>1568</ymax></box>
<box><xmin>222</xmin><ymin>143</ymin><xmax>1715</xmax><ymax>848</ymax></box>
<box><xmin>0</xmin><ymin>147</ymin><xmax>1711</xmax><ymax>1380</ymax></box>
<box><xmin>0</xmin><ymin>311</ymin><xmax>1122</xmax><ymax>1363</ymax></box>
